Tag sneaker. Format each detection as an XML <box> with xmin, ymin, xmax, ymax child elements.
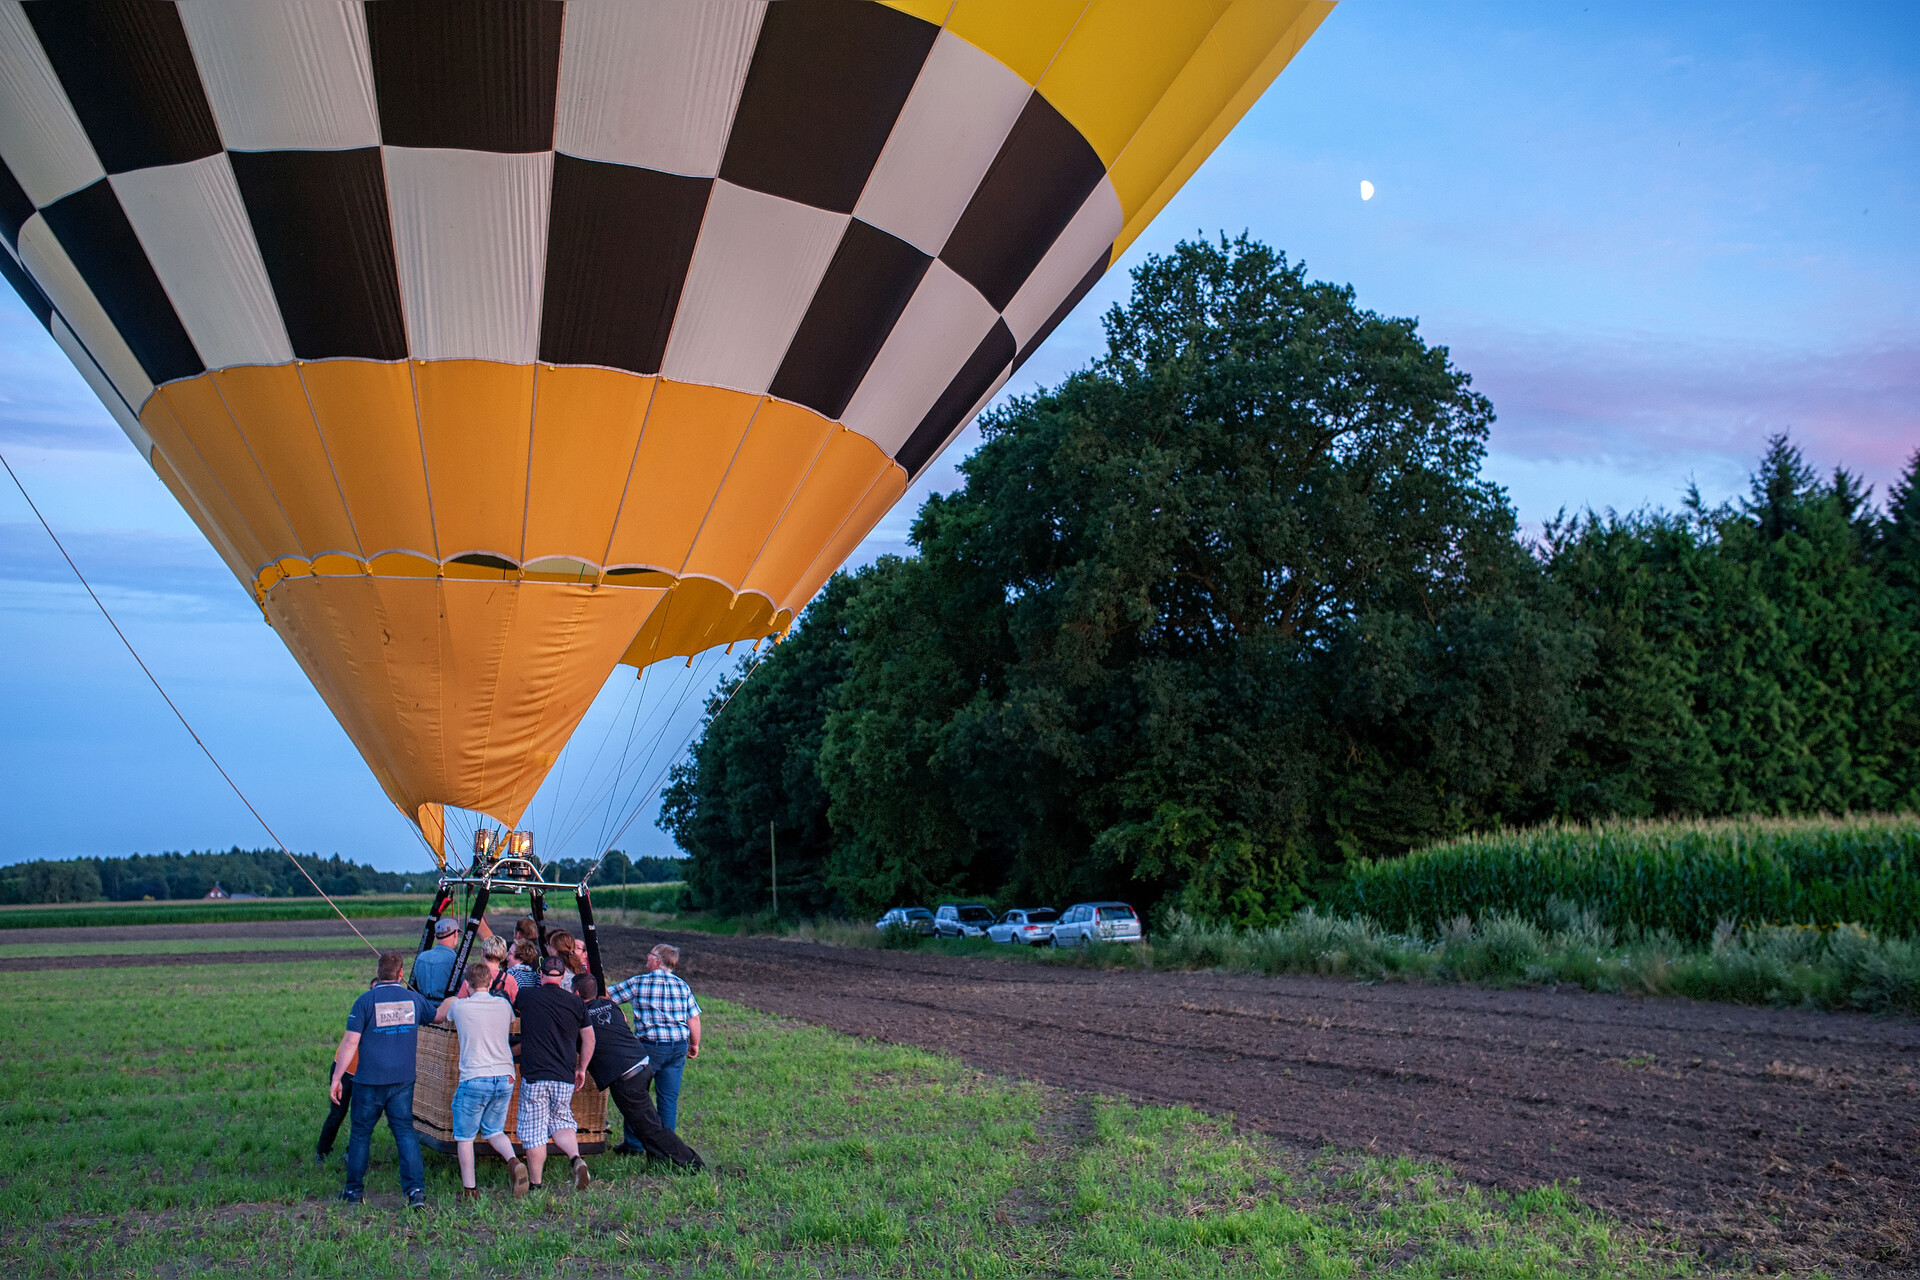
<box><xmin>509</xmin><ymin>1159</ymin><xmax>531</xmax><ymax>1198</ymax></box>
<box><xmin>313</xmin><ymin>1150</ymin><xmax>329</xmax><ymax>1167</ymax></box>
<box><xmin>406</xmin><ymin>1190</ymin><xmax>427</xmax><ymax>1211</ymax></box>
<box><xmin>609</xmin><ymin>1142</ymin><xmax>646</xmax><ymax>1156</ymax></box>
<box><xmin>572</xmin><ymin>1157</ymin><xmax>591</xmax><ymax>1192</ymax></box>
<box><xmin>459</xmin><ymin>1186</ymin><xmax>481</xmax><ymax>1202</ymax></box>
<box><xmin>337</xmin><ymin>1189</ymin><xmax>362</xmax><ymax>1204</ymax></box>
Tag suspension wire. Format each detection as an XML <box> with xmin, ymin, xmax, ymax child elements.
<box><xmin>556</xmin><ymin>646</ymin><xmax>707</xmax><ymax>857</ymax></box>
<box><xmin>2</xmin><ymin>449</ymin><xmax>382</xmax><ymax>955</ymax></box>
<box><xmin>585</xmin><ymin>646</ymin><xmax>773</xmax><ymax>884</ymax></box>
<box><xmin>546</xmin><ymin>661</ymin><xmax>646</xmax><ymax>858</ymax></box>
<box><xmin>590</xmin><ymin>646</ymin><xmax>720</xmax><ymax>854</ymax></box>
<box><xmin>553</xmin><ymin>652</ymin><xmax>689</xmax><ymax>856</ymax></box>
<box><xmin>550</xmin><ymin>582</ymin><xmax>685</xmax><ymax>856</ymax></box>
<box><xmin>582</xmin><ymin>646</ymin><xmax>710</xmax><ymax>856</ymax></box>
<box><xmin>587</xmin><ymin>659</ymin><xmax>665</xmax><ymax>858</ymax></box>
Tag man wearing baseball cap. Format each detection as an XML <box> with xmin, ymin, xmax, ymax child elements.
<box><xmin>513</xmin><ymin>954</ymin><xmax>597</xmax><ymax>1190</ymax></box>
<box><xmin>411</xmin><ymin>911</ymin><xmax>495</xmax><ymax>1001</ymax></box>
<box><xmin>409</xmin><ymin>917</ymin><xmax>463</xmax><ymax>1001</ymax></box>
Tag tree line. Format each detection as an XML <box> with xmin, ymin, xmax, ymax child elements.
<box><xmin>0</xmin><ymin>848</ymin><xmax>414</xmax><ymax>904</ymax></box>
<box><xmin>659</xmin><ymin>237</ymin><xmax>1919</xmax><ymax>925</ymax></box>
<box><xmin>0</xmin><ymin>847</ymin><xmax>687</xmax><ymax>905</ymax></box>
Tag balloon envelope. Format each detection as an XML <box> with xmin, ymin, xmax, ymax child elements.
<box><xmin>0</xmin><ymin>0</ymin><xmax>1331</xmax><ymax>829</ymax></box>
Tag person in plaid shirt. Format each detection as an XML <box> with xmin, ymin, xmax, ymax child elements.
<box><xmin>606</xmin><ymin>943</ymin><xmax>701</xmax><ymax>1133</ymax></box>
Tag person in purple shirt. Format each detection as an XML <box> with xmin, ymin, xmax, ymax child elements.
<box><xmin>329</xmin><ymin>951</ymin><xmax>433</xmax><ymax>1207</ymax></box>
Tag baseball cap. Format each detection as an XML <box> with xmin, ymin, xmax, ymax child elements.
<box><xmin>434</xmin><ymin>918</ymin><xmax>459</xmax><ymax>936</ymax></box>
<box><xmin>540</xmin><ymin>956</ymin><xmax>566</xmax><ymax>976</ymax></box>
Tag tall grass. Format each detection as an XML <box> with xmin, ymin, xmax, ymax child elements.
<box><xmin>1144</xmin><ymin>907</ymin><xmax>1920</xmax><ymax>1016</ymax></box>
<box><xmin>1329</xmin><ymin>814</ymin><xmax>1920</xmax><ymax>942</ymax></box>
<box><xmin>585</xmin><ymin>881</ymin><xmax>686</xmax><ymax>914</ymax></box>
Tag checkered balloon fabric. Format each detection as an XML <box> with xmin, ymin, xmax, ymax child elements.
<box><xmin>0</xmin><ymin>0</ymin><xmax>1331</xmax><ymax>828</ymax></box>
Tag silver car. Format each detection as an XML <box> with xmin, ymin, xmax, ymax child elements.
<box><xmin>987</xmin><ymin>907</ymin><xmax>1059</xmax><ymax>945</ymax></box>
<box><xmin>933</xmin><ymin>903</ymin><xmax>996</xmax><ymax>938</ymax></box>
<box><xmin>1051</xmin><ymin>901</ymin><xmax>1143</xmax><ymax>946</ymax></box>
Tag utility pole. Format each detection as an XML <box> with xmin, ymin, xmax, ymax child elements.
<box><xmin>769</xmin><ymin>819</ymin><xmax>778</xmax><ymax>918</ymax></box>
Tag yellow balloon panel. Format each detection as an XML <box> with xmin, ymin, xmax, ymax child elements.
<box><xmin>415</xmin><ymin>361</ymin><xmax>537</xmax><ymax>561</ymax></box>
<box><xmin>1107</xmin><ymin>0</ymin><xmax>1334</xmax><ymax>252</ymax></box>
<box><xmin>601</xmin><ymin>379</ymin><xmax>760</xmax><ymax>574</ymax></box>
<box><xmin>299</xmin><ymin>360</ymin><xmax>439</xmax><ymax>558</ymax></box>
<box><xmin>525</xmin><ymin>367</ymin><xmax>658</xmax><ymax>565</ymax></box>
<box><xmin>267</xmin><ymin>573</ymin><xmax>669</xmax><ymax>828</ymax></box>
<box><xmin>210</xmin><ymin>364</ymin><xmax>361</xmax><ymax>558</ymax></box>
<box><xmin>138</xmin><ymin>362</ymin><xmax>905</xmax><ymax>824</ymax></box>
<box><xmin>942</xmin><ymin>0</ymin><xmax>1091</xmax><ymax>86</ymax></box>
<box><xmin>681</xmin><ymin>398</ymin><xmax>839</xmax><ymax>589</ymax></box>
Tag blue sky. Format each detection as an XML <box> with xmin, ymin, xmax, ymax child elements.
<box><xmin>3</xmin><ymin>1</ymin><xmax>1915</xmax><ymax>872</ymax></box>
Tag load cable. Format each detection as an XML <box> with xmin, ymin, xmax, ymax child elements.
<box><xmin>583</xmin><ymin>648</ymin><xmax>772</xmax><ymax>886</ymax></box>
<box><xmin>3</xmin><ymin>449</ymin><xmax>383</xmax><ymax>956</ymax></box>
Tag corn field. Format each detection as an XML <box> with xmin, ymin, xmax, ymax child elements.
<box><xmin>1328</xmin><ymin>815</ymin><xmax>1920</xmax><ymax>942</ymax></box>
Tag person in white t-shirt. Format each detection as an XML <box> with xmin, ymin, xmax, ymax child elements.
<box><xmin>434</xmin><ymin>961</ymin><xmax>530</xmax><ymax>1199</ymax></box>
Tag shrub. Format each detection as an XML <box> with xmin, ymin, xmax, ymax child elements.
<box><xmin>1139</xmin><ymin>909</ymin><xmax>1920</xmax><ymax>1015</ymax></box>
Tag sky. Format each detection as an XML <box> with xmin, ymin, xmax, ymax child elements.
<box><xmin>3</xmin><ymin>1</ymin><xmax>1915</xmax><ymax>873</ymax></box>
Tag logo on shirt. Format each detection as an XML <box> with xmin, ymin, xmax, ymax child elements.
<box><xmin>373</xmin><ymin>1000</ymin><xmax>418</xmax><ymax>1029</ymax></box>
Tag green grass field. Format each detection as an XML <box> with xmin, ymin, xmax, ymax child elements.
<box><xmin>0</xmin><ymin>935</ymin><xmax>417</xmax><ymax>960</ymax></box>
<box><xmin>0</xmin><ymin>895</ymin><xmax>438</xmax><ymax>930</ymax></box>
<box><xmin>0</xmin><ymin>956</ymin><xmax>1711</xmax><ymax>1278</ymax></box>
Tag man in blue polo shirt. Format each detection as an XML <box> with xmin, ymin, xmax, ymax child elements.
<box><xmin>330</xmin><ymin>951</ymin><xmax>433</xmax><ymax>1208</ymax></box>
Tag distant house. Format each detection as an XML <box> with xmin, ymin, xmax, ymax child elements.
<box><xmin>205</xmin><ymin>882</ymin><xmax>229</xmax><ymax>899</ymax></box>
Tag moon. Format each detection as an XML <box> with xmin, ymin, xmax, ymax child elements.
<box><xmin>1360</xmin><ymin>180</ymin><xmax>1375</xmax><ymax>201</ymax></box>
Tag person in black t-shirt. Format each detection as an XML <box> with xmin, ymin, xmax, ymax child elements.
<box><xmin>574</xmin><ymin>975</ymin><xmax>702</xmax><ymax>1170</ymax></box>
<box><xmin>513</xmin><ymin>956</ymin><xmax>596</xmax><ymax>1190</ymax></box>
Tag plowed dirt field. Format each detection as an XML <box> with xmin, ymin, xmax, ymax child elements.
<box><xmin>602</xmin><ymin>927</ymin><xmax>1920</xmax><ymax>1275</ymax></box>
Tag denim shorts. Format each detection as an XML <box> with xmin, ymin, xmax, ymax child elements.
<box><xmin>451</xmin><ymin>1075</ymin><xmax>514</xmax><ymax>1141</ymax></box>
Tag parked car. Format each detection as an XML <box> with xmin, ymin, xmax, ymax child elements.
<box><xmin>1051</xmin><ymin>902</ymin><xmax>1143</xmax><ymax>946</ymax></box>
<box><xmin>874</xmin><ymin>906</ymin><xmax>936</xmax><ymax>935</ymax></box>
<box><xmin>933</xmin><ymin>903</ymin><xmax>996</xmax><ymax>938</ymax></box>
<box><xmin>987</xmin><ymin>908</ymin><xmax>1059</xmax><ymax>945</ymax></box>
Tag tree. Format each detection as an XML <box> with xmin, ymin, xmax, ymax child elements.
<box><xmin>1543</xmin><ymin>436</ymin><xmax>1918</xmax><ymax>818</ymax></box>
<box><xmin>659</xmin><ymin>568</ymin><xmax>877</xmax><ymax>917</ymax></box>
<box><xmin>660</xmin><ymin>239</ymin><xmax>1919</xmax><ymax>923</ymax></box>
<box><xmin>820</xmin><ymin>236</ymin><xmax>1589</xmax><ymax>920</ymax></box>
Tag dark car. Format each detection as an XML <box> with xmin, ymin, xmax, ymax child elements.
<box><xmin>874</xmin><ymin>906</ymin><xmax>936</xmax><ymax>935</ymax></box>
<box><xmin>933</xmin><ymin>903</ymin><xmax>996</xmax><ymax>938</ymax></box>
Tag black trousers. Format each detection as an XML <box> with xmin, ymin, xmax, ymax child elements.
<box><xmin>317</xmin><ymin>1067</ymin><xmax>354</xmax><ymax>1155</ymax></box>
<box><xmin>607</xmin><ymin>1063</ymin><xmax>702</xmax><ymax>1167</ymax></box>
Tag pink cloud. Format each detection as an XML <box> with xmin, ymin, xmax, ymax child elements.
<box><xmin>1454</xmin><ymin>327</ymin><xmax>1919</xmax><ymax>487</ymax></box>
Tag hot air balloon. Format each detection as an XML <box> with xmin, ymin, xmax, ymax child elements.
<box><xmin>0</xmin><ymin>0</ymin><xmax>1331</xmax><ymax>864</ymax></box>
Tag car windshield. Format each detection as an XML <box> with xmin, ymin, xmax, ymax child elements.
<box><xmin>1096</xmin><ymin>906</ymin><xmax>1136</xmax><ymax>921</ymax></box>
<box><xmin>958</xmin><ymin>907</ymin><xmax>994</xmax><ymax>922</ymax></box>
<box><xmin>904</xmin><ymin>909</ymin><xmax>933</xmax><ymax>920</ymax></box>
<box><xmin>1025</xmin><ymin>909</ymin><xmax>1059</xmax><ymax>923</ymax></box>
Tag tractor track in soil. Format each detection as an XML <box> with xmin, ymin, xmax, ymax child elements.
<box><xmin>600</xmin><ymin>926</ymin><xmax>1919</xmax><ymax>1276</ymax></box>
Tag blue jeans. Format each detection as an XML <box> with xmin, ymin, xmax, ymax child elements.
<box><xmin>451</xmin><ymin>1075</ymin><xmax>514</xmax><ymax>1141</ymax></box>
<box><xmin>344</xmin><ymin>1079</ymin><xmax>424</xmax><ymax>1197</ymax></box>
<box><xmin>645</xmin><ymin>1038</ymin><xmax>687</xmax><ymax>1132</ymax></box>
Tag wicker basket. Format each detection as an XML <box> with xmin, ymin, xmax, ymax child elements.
<box><xmin>412</xmin><ymin>1021</ymin><xmax>609</xmax><ymax>1156</ymax></box>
